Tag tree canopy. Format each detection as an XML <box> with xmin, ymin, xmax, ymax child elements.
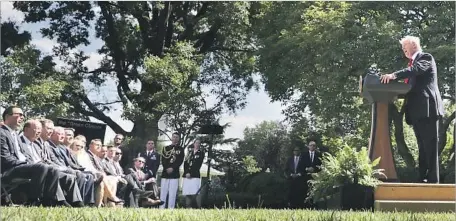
<box><xmin>11</xmin><ymin>1</ymin><xmax>260</xmax><ymax>140</ymax></box>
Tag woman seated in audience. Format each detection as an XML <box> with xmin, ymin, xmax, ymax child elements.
<box><xmin>69</xmin><ymin>139</ymin><xmax>123</xmax><ymax>207</ymax></box>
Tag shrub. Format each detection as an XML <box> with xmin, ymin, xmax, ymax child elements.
<box><xmin>308</xmin><ymin>145</ymin><xmax>384</xmax><ymax>203</ymax></box>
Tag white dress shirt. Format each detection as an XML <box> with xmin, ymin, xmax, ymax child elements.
<box><xmin>20</xmin><ymin>135</ymin><xmax>41</xmax><ymax>163</ymax></box>
<box><xmin>309</xmin><ymin>151</ymin><xmax>315</xmax><ymax>163</ymax></box>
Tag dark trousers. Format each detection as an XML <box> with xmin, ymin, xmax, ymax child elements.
<box><xmin>288</xmin><ymin>177</ymin><xmax>306</xmax><ymax>208</ymax></box>
<box><xmin>80</xmin><ymin>171</ymin><xmax>95</xmax><ymax>205</ymax></box>
<box><xmin>57</xmin><ymin>172</ymin><xmax>82</xmax><ymax>203</ymax></box>
<box><xmin>412</xmin><ymin>117</ymin><xmax>440</xmax><ymax>183</ymax></box>
<box><xmin>60</xmin><ymin>168</ymin><xmax>95</xmax><ymax>204</ymax></box>
<box><xmin>3</xmin><ymin>163</ymin><xmax>62</xmax><ymax>201</ymax></box>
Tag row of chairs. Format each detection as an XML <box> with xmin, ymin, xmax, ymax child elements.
<box><xmin>0</xmin><ymin>174</ymin><xmax>31</xmax><ymax>206</ymax></box>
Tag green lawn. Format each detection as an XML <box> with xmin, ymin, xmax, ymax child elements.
<box><xmin>1</xmin><ymin>207</ymin><xmax>455</xmax><ymax>221</ymax></box>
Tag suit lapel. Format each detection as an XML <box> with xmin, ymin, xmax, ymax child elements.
<box><xmin>19</xmin><ymin>136</ymin><xmax>33</xmax><ymax>162</ymax></box>
<box><xmin>2</xmin><ymin>125</ymin><xmax>19</xmax><ymax>158</ymax></box>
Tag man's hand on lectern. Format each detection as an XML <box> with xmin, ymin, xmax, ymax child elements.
<box><xmin>380</xmin><ymin>73</ymin><xmax>396</xmax><ymax>84</ymax></box>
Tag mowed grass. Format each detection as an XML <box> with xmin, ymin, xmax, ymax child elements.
<box><xmin>1</xmin><ymin>207</ymin><xmax>455</xmax><ymax>221</ymax></box>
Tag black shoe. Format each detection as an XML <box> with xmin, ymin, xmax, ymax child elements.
<box><xmin>57</xmin><ymin>200</ymin><xmax>72</xmax><ymax>207</ymax></box>
<box><xmin>107</xmin><ymin>198</ymin><xmax>124</xmax><ymax>204</ymax></box>
<box><xmin>133</xmin><ymin>189</ymin><xmax>154</xmax><ymax>198</ymax></box>
<box><xmin>159</xmin><ymin>200</ymin><xmax>165</xmax><ymax>206</ymax></box>
<box><xmin>71</xmin><ymin>201</ymin><xmax>85</xmax><ymax>207</ymax></box>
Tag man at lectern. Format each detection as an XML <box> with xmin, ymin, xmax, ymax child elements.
<box><xmin>380</xmin><ymin>36</ymin><xmax>444</xmax><ymax>183</ymax></box>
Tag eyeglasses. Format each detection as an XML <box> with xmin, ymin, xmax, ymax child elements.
<box><xmin>138</xmin><ymin>161</ymin><xmax>145</xmax><ymax>163</ymax></box>
<box><xmin>115</xmin><ymin>137</ymin><xmax>123</xmax><ymax>140</ymax></box>
<box><xmin>115</xmin><ymin>153</ymin><xmax>122</xmax><ymax>155</ymax></box>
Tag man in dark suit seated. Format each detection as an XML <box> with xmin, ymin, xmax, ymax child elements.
<box><xmin>380</xmin><ymin>35</ymin><xmax>445</xmax><ymax>183</ymax></box>
<box><xmin>106</xmin><ymin>147</ymin><xmax>155</xmax><ymax>207</ymax></box>
<box><xmin>0</xmin><ymin>106</ymin><xmax>71</xmax><ymax>206</ymax></box>
<box><xmin>126</xmin><ymin>157</ymin><xmax>163</xmax><ymax>207</ymax></box>
<box><xmin>285</xmin><ymin>147</ymin><xmax>306</xmax><ymax>209</ymax></box>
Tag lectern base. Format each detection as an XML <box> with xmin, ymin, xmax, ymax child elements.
<box><xmin>368</xmin><ymin>102</ymin><xmax>398</xmax><ymax>180</ymax></box>
<box><xmin>374</xmin><ymin>183</ymin><xmax>456</xmax><ymax>212</ymax></box>
<box><xmin>378</xmin><ymin>178</ymin><xmax>399</xmax><ymax>183</ymax></box>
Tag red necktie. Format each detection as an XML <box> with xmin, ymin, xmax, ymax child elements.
<box><xmin>405</xmin><ymin>59</ymin><xmax>413</xmax><ymax>84</ymax></box>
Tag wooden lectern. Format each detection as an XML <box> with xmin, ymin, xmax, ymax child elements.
<box><xmin>360</xmin><ymin>72</ymin><xmax>411</xmax><ymax>181</ymax></box>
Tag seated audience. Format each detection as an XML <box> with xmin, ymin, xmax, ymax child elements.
<box><xmin>36</xmin><ymin>121</ymin><xmax>95</xmax><ymax>206</ymax></box>
<box><xmin>69</xmin><ymin>139</ymin><xmax>123</xmax><ymax>207</ymax></box>
<box><xmin>1</xmin><ymin>106</ymin><xmax>78</xmax><ymax>207</ymax></box>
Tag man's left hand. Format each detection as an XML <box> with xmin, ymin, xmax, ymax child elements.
<box><xmin>380</xmin><ymin>73</ymin><xmax>396</xmax><ymax>84</ymax></box>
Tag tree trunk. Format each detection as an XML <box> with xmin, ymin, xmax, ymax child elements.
<box><xmin>389</xmin><ymin>103</ymin><xmax>416</xmax><ymax>168</ymax></box>
<box><xmin>132</xmin><ymin>116</ymin><xmax>160</xmax><ymax>142</ymax></box>
<box><xmin>121</xmin><ymin>116</ymin><xmax>161</xmax><ymax>167</ymax></box>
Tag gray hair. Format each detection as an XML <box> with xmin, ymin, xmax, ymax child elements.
<box><xmin>399</xmin><ymin>36</ymin><xmax>421</xmax><ymax>50</ymax></box>
<box><xmin>53</xmin><ymin>126</ymin><xmax>65</xmax><ymax>133</ymax></box>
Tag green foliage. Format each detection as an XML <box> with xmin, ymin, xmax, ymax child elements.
<box><xmin>208</xmin><ymin>173</ymin><xmax>288</xmax><ymax>208</ymax></box>
<box><xmin>241</xmin><ymin>172</ymin><xmax>288</xmax><ymax>208</ymax></box>
<box><xmin>308</xmin><ymin>145</ymin><xmax>384</xmax><ymax>203</ymax></box>
<box><xmin>235</xmin><ymin>121</ymin><xmax>291</xmax><ymax>173</ymax></box>
<box><xmin>241</xmin><ymin>155</ymin><xmax>261</xmax><ymax>174</ymax></box>
<box><xmin>0</xmin><ymin>45</ymin><xmax>85</xmax><ymax>120</ymax></box>
<box><xmin>1</xmin><ymin>207</ymin><xmax>455</xmax><ymax>221</ymax></box>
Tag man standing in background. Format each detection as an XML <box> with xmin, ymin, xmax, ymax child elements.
<box><xmin>285</xmin><ymin>147</ymin><xmax>305</xmax><ymax>209</ymax></box>
<box><xmin>302</xmin><ymin>140</ymin><xmax>322</xmax><ymax>208</ymax></box>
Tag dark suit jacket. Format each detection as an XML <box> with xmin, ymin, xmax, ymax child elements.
<box><xmin>285</xmin><ymin>155</ymin><xmax>306</xmax><ymax>179</ymax></box>
<box><xmin>33</xmin><ymin>138</ymin><xmax>47</xmax><ymax>161</ymax></box>
<box><xmin>18</xmin><ymin>135</ymin><xmax>42</xmax><ymax>163</ymax></box>
<box><xmin>0</xmin><ymin>125</ymin><xmax>28</xmax><ymax>173</ymax></box>
<box><xmin>138</xmin><ymin>150</ymin><xmax>160</xmax><ymax>178</ymax></box>
<box><xmin>56</xmin><ymin>144</ymin><xmax>85</xmax><ymax>171</ymax></box>
<box><xmin>301</xmin><ymin>151</ymin><xmax>322</xmax><ymax>180</ymax></box>
<box><xmin>101</xmin><ymin>158</ymin><xmax>117</xmax><ymax>176</ymax></box>
<box><xmin>393</xmin><ymin>52</ymin><xmax>445</xmax><ymax>124</ymax></box>
<box><xmin>126</xmin><ymin>167</ymin><xmax>152</xmax><ymax>181</ymax></box>
<box><xmin>161</xmin><ymin>144</ymin><xmax>185</xmax><ymax>179</ymax></box>
<box><xmin>86</xmin><ymin>150</ymin><xmax>104</xmax><ymax>172</ymax></box>
<box><xmin>47</xmin><ymin>141</ymin><xmax>75</xmax><ymax>168</ymax></box>
<box><xmin>34</xmin><ymin>140</ymin><xmax>66</xmax><ymax>168</ymax></box>
<box><xmin>183</xmin><ymin>148</ymin><xmax>205</xmax><ymax>178</ymax></box>
<box><xmin>113</xmin><ymin>161</ymin><xmax>124</xmax><ymax>176</ymax></box>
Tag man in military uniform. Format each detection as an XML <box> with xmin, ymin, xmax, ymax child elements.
<box><xmin>137</xmin><ymin>140</ymin><xmax>160</xmax><ymax>198</ymax></box>
<box><xmin>159</xmin><ymin>133</ymin><xmax>184</xmax><ymax>209</ymax></box>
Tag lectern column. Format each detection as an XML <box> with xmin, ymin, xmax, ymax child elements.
<box><xmin>368</xmin><ymin>102</ymin><xmax>398</xmax><ymax>181</ymax></box>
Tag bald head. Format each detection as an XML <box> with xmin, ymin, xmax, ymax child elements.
<box><xmin>51</xmin><ymin>126</ymin><xmax>65</xmax><ymax>144</ymax></box>
<box><xmin>23</xmin><ymin>119</ymin><xmax>42</xmax><ymax>142</ymax></box>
